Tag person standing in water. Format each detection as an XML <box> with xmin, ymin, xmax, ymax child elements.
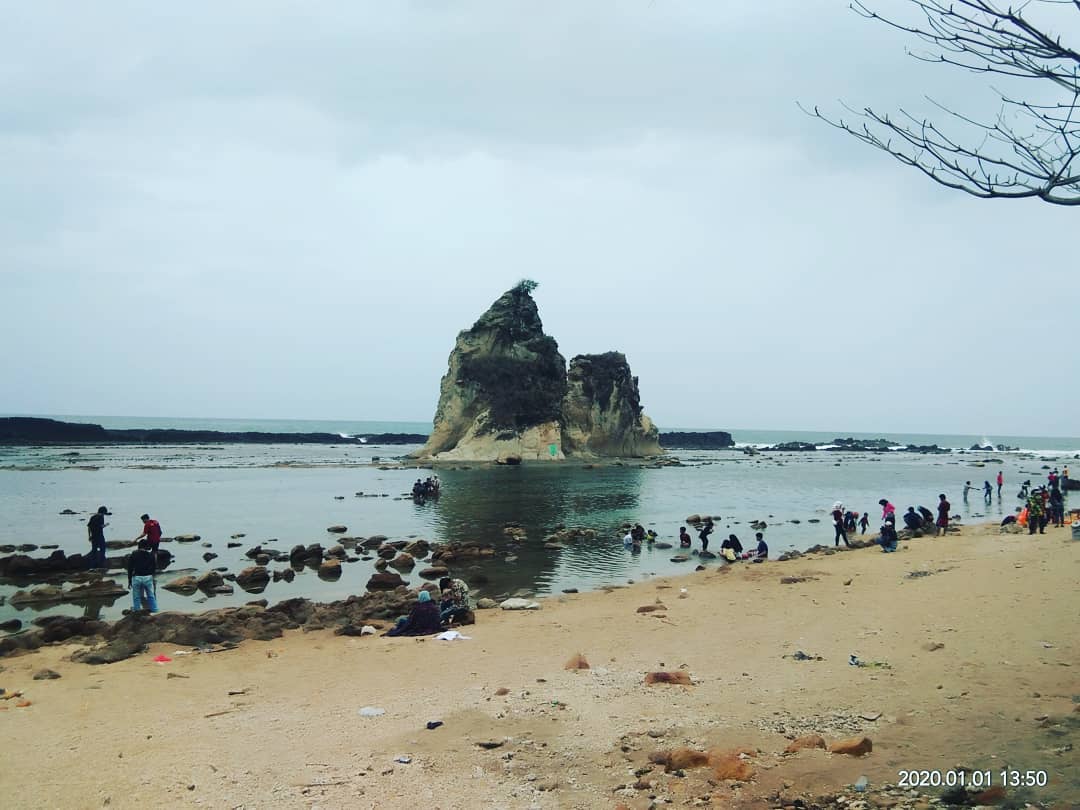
<box><xmin>858</xmin><ymin>512</ymin><xmax>869</xmax><ymax>534</ymax></box>
<box><xmin>996</xmin><ymin>470</ymin><xmax>1004</xmax><ymax>499</ymax></box>
<box><xmin>678</xmin><ymin>527</ymin><xmax>692</xmax><ymax>548</ymax></box>
<box><xmin>982</xmin><ymin>480</ymin><xmax>992</xmax><ymax>503</ymax></box>
<box><xmin>962</xmin><ymin>481</ymin><xmax>977</xmax><ymax>501</ymax></box>
<box><xmin>86</xmin><ymin>506</ymin><xmax>109</xmax><ymax>569</ymax></box>
<box><xmin>698</xmin><ymin>518</ymin><xmax>714</xmax><ymax>552</ymax></box>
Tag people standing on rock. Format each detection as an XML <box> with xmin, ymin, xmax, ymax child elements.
<box><xmin>996</xmin><ymin>470</ymin><xmax>1004</xmax><ymax>499</ymax></box>
<box><xmin>982</xmin><ymin>480</ymin><xmax>992</xmax><ymax>503</ymax></box>
<box><xmin>438</xmin><ymin>576</ymin><xmax>472</xmax><ymax>624</ymax></box>
<box><xmin>831</xmin><ymin>502</ymin><xmax>850</xmax><ymax>547</ymax></box>
<box><xmin>697</xmin><ymin>518</ymin><xmax>714</xmax><ymax>552</ymax></box>
<box><xmin>678</xmin><ymin>527</ymin><xmax>692</xmax><ymax>548</ymax></box>
<box><xmin>126</xmin><ymin>539</ymin><xmax>158</xmax><ymax>612</ymax></box>
<box><xmin>858</xmin><ymin>512</ymin><xmax>869</xmax><ymax>534</ymax></box>
<box><xmin>936</xmin><ymin>494</ymin><xmax>951</xmax><ymax>536</ymax></box>
<box><xmin>86</xmin><ymin>506</ymin><xmax>109</xmax><ymax>569</ymax></box>
<box><xmin>133</xmin><ymin>513</ymin><xmax>162</xmax><ymax>553</ymax></box>
<box><xmin>962</xmin><ymin>481</ymin><xmax>976</xmax><ymax>501</ymax></box>
<box><xmin>903</xmin><ymin>507</ymin><xmax>922</xmax><ymax>531</ymax></box>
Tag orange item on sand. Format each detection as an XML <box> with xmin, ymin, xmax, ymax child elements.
<box><xmin>1018</xmin><ymin>508</ymin><xmax>1029</xmax><ymax>526</ymax></box>
<box><xmin>16</xmin><ymin>699</ymin><xmax>31</xmax><ymax>708</ymax></box>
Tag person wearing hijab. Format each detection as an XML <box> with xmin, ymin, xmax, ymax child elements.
<box><xmin>385</xmin><ymin>590</ymin><xmax>444</xmax><ymax>637</ymax></box>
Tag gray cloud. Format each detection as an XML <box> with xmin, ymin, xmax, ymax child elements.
<box><xmin>1</xmin><ymin>1</ymin><xmax>1076</xmax><ymax>436</ymax></box>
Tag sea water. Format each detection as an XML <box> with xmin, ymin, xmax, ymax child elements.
<box><xmin>1</xmin><ymin>415</ymin><xmax>1076</xmax><ymax>623</ymax></box>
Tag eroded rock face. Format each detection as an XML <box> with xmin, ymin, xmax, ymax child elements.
<box><xmin>561</xmin><ymin>352</ymin><xmax>661</xmax><ymax>457</ymax></box>
<box><xmin>412</xmin><ymin>283</ymin><xmax>662</xmax><ymax>461</ymax></box>
<box><xmin>413</xmin><ymin>282</ymin><xmax>567</xmax><ymax>462</ymax></box>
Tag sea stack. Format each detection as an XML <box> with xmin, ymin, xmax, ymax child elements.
<box><xmin>412</xmin><ymin>282</ymin><xmax>661</xmax><ymax>461</ymax></box>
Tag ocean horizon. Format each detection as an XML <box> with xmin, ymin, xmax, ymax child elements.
<box><xmin>7</xmin><ymin>413</ymin><xmax>1080</xmax><ymax>454</ymax></box>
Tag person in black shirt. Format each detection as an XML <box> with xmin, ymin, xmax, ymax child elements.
<box><xmin>903</xmin><ymin>507</ymin><xmax>922</xmax><ymax>531</ymax></box>
<box><xmin>87</xmin><ymin>506</ymin><xmax>109</xmax><ymax>569</ymax></box>
<box><xmin>697</xmin><ymin>519</ymin><xmax>714</xmax><ymax>552</ymax></box>
<box><xmin>126</xmin><ymin>539</ymin><xmax>158</xmax><ymax>612</ymax></box>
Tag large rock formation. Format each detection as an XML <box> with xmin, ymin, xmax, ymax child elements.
<box><xmin>561</xmin><ymin>353</ymin><xmax>661</xmax><ymax>456</ymax></box>
<box><xmin>413</xmin><ymin>282</ymin><xmax>661</xmax><ymax>461</ymax></box>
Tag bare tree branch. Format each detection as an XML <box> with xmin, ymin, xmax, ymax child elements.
<box><xmin>811</xmin><ymin>0</ymin><xmax>1080</xmax><ymax>204</ymax></box>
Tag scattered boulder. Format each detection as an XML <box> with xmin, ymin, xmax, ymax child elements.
<box><xmin>318</xmin><ymin>560</ymin><xmax>342</xmax><ymax>580</ymax></box>
<box><xmin>366</xmin><ymin>572</ymin><xmax>405</xmax><ymax>591</ymax></box>
<box><xmin>709</xmin><ymin>751</ymin><xmax>754</xmax><ymax>781</ymax></box>
<box><xmin>327</xmin><ymin>525</ymin><xmax>347</xmax><ymax>534</ymax></box>
<box><xmin>0</xmin><ymin>619</ymin><xmax>22</xmax><ymax>632</ymax></box>
<box><xmin>9</xmin><ymin>585</ymin><xmax>64</xmax><ymax>605</ymax></box>
<box><xmin>236</xmin><ymin>566</ymin><xmax>270</xmax><ymax>592</ymax></box>
<box><xmin>418</xmin><ymin>566</ymin><xmax>449</xmax><ymax>580</ymax></box>
<box><xmin>828</xmin><ymin>736</ymin><xmax>872</xmax><ymax>756</ymax></box>
<box><xmin>475</xmin><ymin>598</ymin><xmax>498</xmax><ymax>610</ymax></box>
<box><xmin>388</xmin><ymin>553</ymin><xmax>415</xmax><ymax>571</ymax></box>
<box><xmin>403</xmin><ymin>540</ymin><xmax>430</xmax><ymax>558</ymax></box>
<box><xmin>644</xmin><ymin>671</ymin><xmax>692</xmax><ymax>686</ymax></box>
<box><xmin>174</xmin><ymin>534</ymin><xmax>201</xmax><ymax>543</ymax></box>
<box><xmin>784</xmin><ymin>734</ymin><xmax>827</xmax><ymax>753</ymax></box>
<box><xmin>651</xmin><ymin>747</ymin><xmax>709</xmax><ymax>772</ymax></box>
<box><xmin>196</xmin><ymin>571</ymin><xmax>224</xmax><ymax>590</ymax></box>
<box><xmin>65</xmin><ymin>580</ymin><xmax>127</xmax><ymax>600</ymax></box>
<box><xmin>564</xmin><ymin>653</ymin><xmax>590</xmax><ymax>670</ymax></box>
<box><xmin>33</xmin><ymin>668</ymin><xmax>61</xmax><ymax>680</ymax></box>
<box><xmin>499</xmin><ymin>598</ymin><xmax>541</xmax><ymax>610</ymax></box>
<box><xmin>163</xmin><ymin>576</ymin><xmax>199</xmax><ymax>594</ymax></box>
<box><xmin>271</xmin><ymin>568</ymin><xmax>295</xmax><ymax>583</ymax></box>
<box><xmin>326</xmin><ymin>545</ymin><xmax>346</xmax><ymax>558</ymax></box>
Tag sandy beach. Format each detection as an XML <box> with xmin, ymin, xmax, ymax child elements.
<box><xmin>1</xmin><ymin>520</ymin><xmax>1077</xmax><ymax>809</ymax></box>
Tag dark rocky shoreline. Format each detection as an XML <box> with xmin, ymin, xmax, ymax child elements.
<box><xmin>0</xmin><ymin>417</ymin><xmax>428</xmax><ymax>446</ymax></box>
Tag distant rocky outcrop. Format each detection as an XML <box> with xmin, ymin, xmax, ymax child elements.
<box><xmin>413</xmin><ymin>282</ymin><xmax>662</xmax><ymax>461</ymax></box>
<box><xmin>659</xmin><ymin>431</ymin><xmax>735</xmax><ymax>450</ymax></box>
<box><xmin>0</xmin><ymin>417</ymin><xmax>426</xmax><ymax>446</ymax></box>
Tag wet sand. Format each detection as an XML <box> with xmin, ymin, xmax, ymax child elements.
<box><xmin>1</xmin><ymin>520</ymin><xmax>1077</xmax><ymax>809</ymax></box>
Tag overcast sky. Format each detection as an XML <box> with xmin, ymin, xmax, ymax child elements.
<box><xmin>2</xmin><ymin>1</ymin><xmax>1076</xmax><ymax>437</ymax></box>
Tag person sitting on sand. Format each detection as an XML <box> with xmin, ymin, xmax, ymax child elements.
<box><xmin>743</xmin><ymin>531</ymin><xmax>768</xmax><ymax>562</ymax></box>
<box><xmin>438</xmin><ymin>576</ymin><xmax>473</xmax><ymax>624</ymax></box>
<box><xmin>903</xmin><ymin>507</ymin><xmax>922</xmax><ymax>531</ymax></box>
<box><xmin>679</xmin><ymin>527</ymin><xmax>692</xmax><ymax>548</ymax></box>
<box><xmin>878</xmin><ymin>516</ymin><xmax>899</xmax><ymax>553</ymax></box>
<box><xmin>386</xmin><ymin>590</ymin><xmax>444</xmax><ymax>637</ymax></box>
<box><xmin>720</xmin><ymin>534</ymin><xmax>743</xmax><ymax>561</ymax></box>
<box><xmin>917</xmin><ymin>505</ymin><xmax>935</xmax><ymax>528</ymax></box>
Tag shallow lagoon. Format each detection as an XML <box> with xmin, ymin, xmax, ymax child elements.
<box><xmin>2</xmin><ymin>440</ymin><xmax>1069</xmax><ymax>623</ymax></box>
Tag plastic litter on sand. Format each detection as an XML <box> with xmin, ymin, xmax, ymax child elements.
<box><xmin>359</xmin><ymin>706</ymin><xmax>386</xmax><ymax>717</ymax></box>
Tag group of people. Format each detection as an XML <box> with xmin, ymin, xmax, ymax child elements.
<box><xmin>833</xmin><ymin>494</ymin><xmax>953</xmax><ymax>552</ymax></box>
<box><xmin>86</xmin><ymin>507</ymin><xmax>164</xmax><ymax>612</ymax></box>
<box><xmin>622</xmin><ymin>523</ymin><xmax>660</xmax><ymax>549</ymax></box>
<box><xmin>385</xmin><ymin>576</ymin><xmax>472</xmax><ymax>637</ymax></box>
<box><xmin>411</xmin><ymin>476</ymin><xmax>440</xmax><ymax>499</ymax></box>
<box><xmin>1016</xmin><ymin>474</ymin><xmax>1069</xmax><ymax>534</ymax></box>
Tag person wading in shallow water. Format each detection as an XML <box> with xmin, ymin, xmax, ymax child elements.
<box><xmin>698</xmin><ymin>518</ymin><xmax>714</xmax><ymax>552</ymax></box>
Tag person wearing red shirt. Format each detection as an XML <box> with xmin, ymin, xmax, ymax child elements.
<box><xmin>134</xmin><ymin>513</ymin><xmax>163</xmax><ymax>551</ymax></box>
